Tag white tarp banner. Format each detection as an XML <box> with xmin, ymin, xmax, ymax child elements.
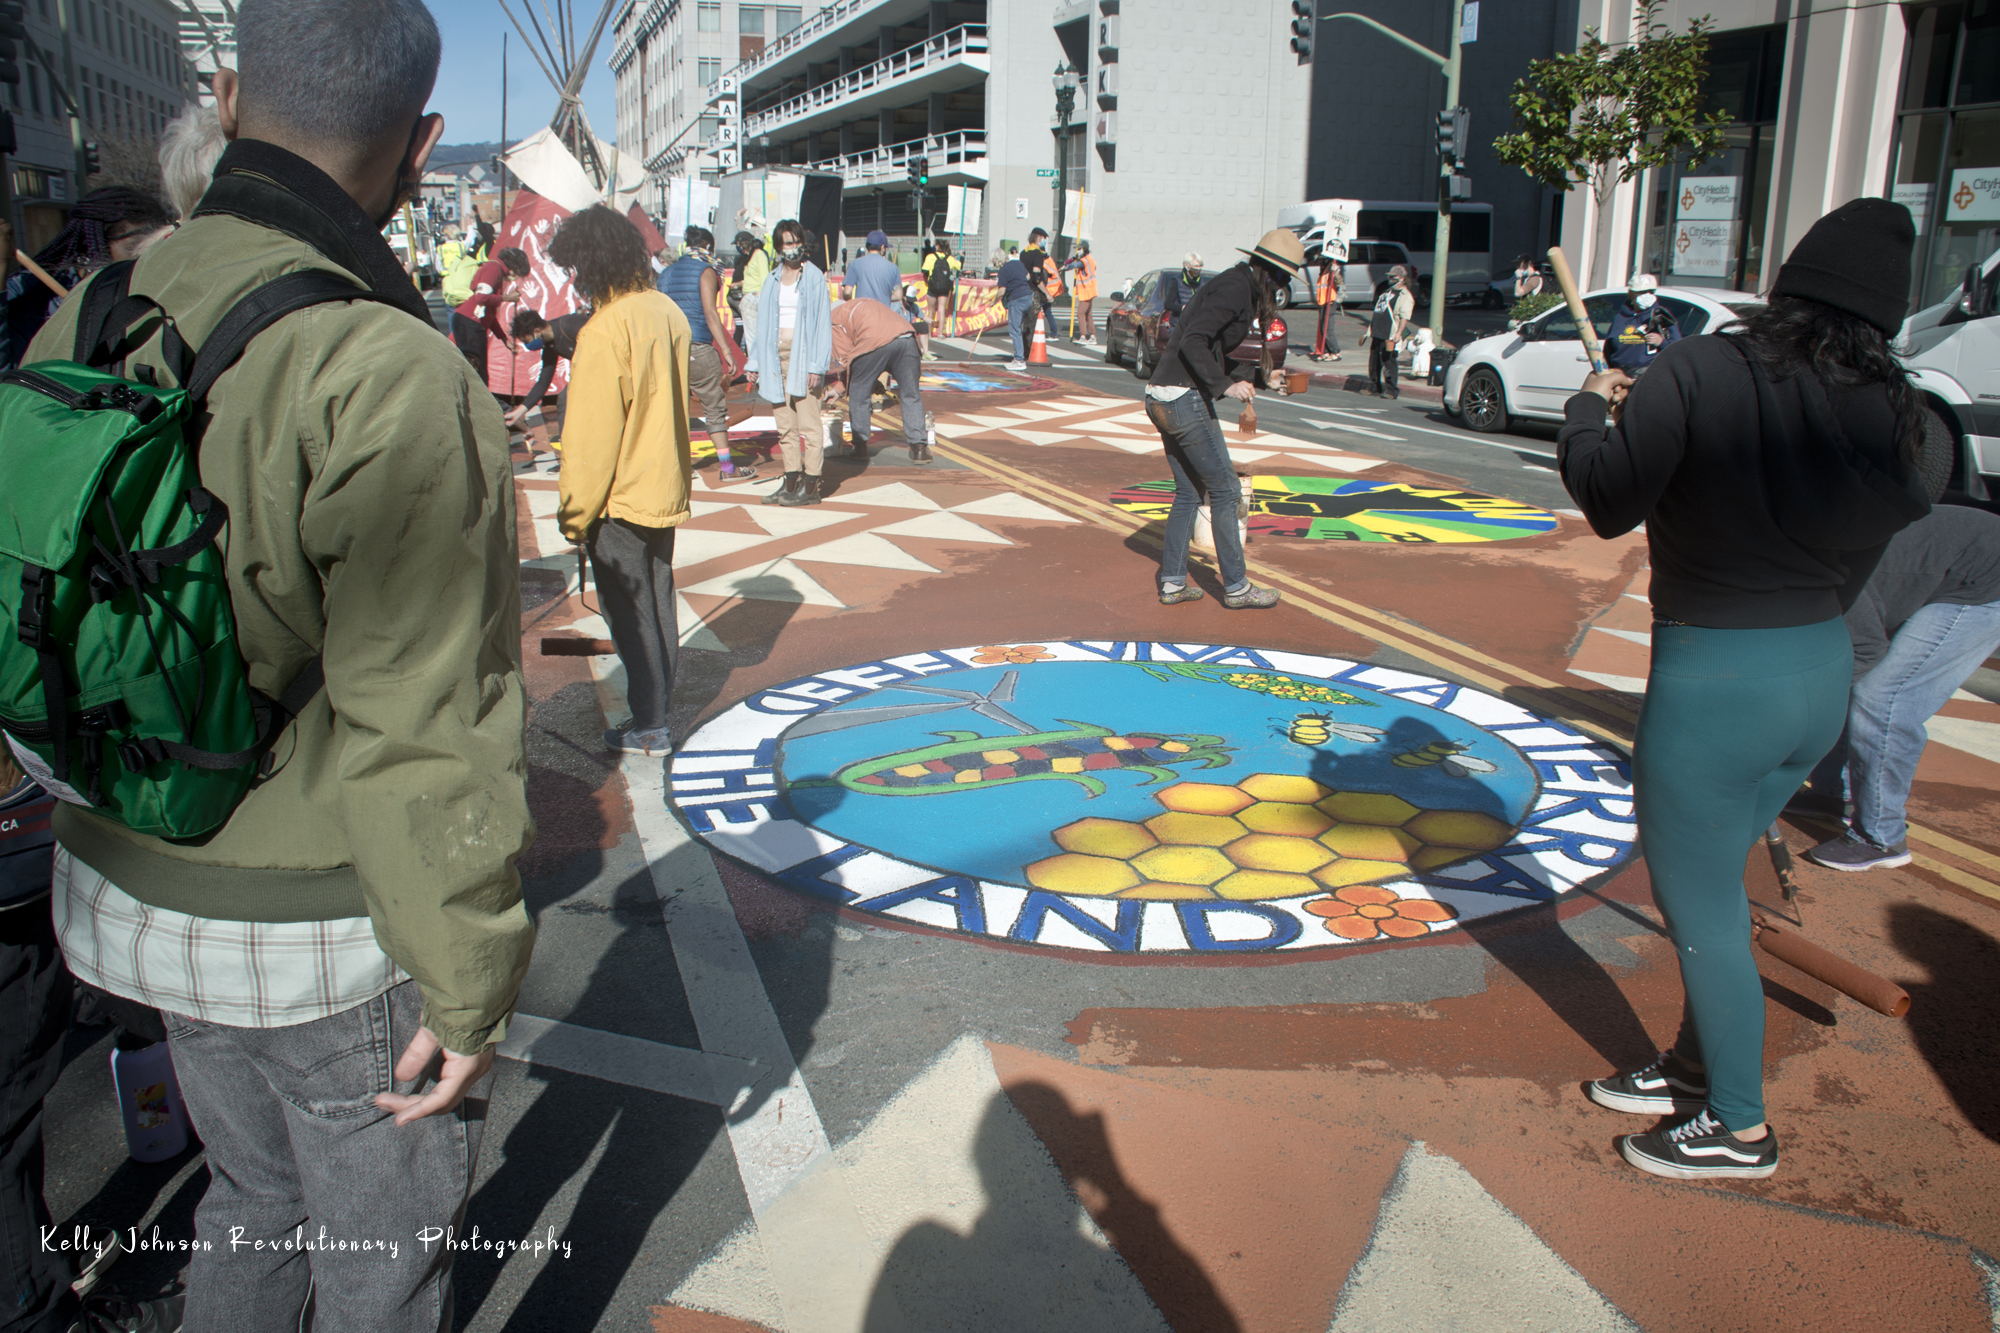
<box><xmin>1671</xmin><ymin>220</ymin><xmax>1733</xmax><ymax>278</ymax></box>
<box><xmin>599</xmin><ymin>134</ymin><xmax>650</xmax><ymax>214</ymax></box>
<box><xmin>1317</xmin><ymin>199</ymin><xmax>1361</xmax><ymax>262</ymax></box>
<box><xmin>1063</xmin><ymin>189</ymin><xmax>1093</xmax><ymax>241</ymax></box>
<box><xmin>1675</xmin><ymin>177</ymin><xmax>1739</xmax><ymax>221</ymax></box>
<box><xmin>501</xmin><ymin>127</ymin><xmax>599</xmax><ymax>213</ymax></box>
<box><xmin>665</xmin><ymin>178</ymin><xmax>720</xmax><ymax>237</ymax></box>
<box><xmin>1945</xmin><ymin>169</ymin><xmax>2000</xmax><ymax>224</ymax></box>
<box><xmin>942</xmin><ymin>185</ymin><xmax>982</xmax><ymax>236</ymax></box>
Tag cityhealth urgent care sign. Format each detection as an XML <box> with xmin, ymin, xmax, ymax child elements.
<box><xmin>1946</xmin><ymin>170</ymin><xmax>2000</xmax><ymax>224</ymax></box>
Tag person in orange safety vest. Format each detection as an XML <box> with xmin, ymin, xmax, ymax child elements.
<box><xmin>1312</xmin><ymin>253</ymin><xmax>1343</xmax><ymax>362</ymax></box>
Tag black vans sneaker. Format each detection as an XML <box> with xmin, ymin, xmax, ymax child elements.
<box><xmin>1619</xmin><ymin>1109</ymin><xmax>1778</xmax><ymax>1181</ymax></box>
<box><xmin>1586</xmin><ymin>1050</ymin><xmax>1709</xmax><ymax>1115</ymax></box>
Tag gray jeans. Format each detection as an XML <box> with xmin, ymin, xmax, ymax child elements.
<box><xmin>849</xmin><ymin>333</ymin><xmax>925</xmax><ymax>446</ymax></box>
<box><xmin>164</xmin><ymin>980</ymin><xmax>490</xmax><ymax>1333</ymax></box>
<box><xmin>588</xmin><ymin>518</ymin><xmax>679</xmax><ymax>732</ymax></box>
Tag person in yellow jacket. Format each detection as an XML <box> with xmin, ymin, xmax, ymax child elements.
<box><xmin>550</xmin><ymin>204</ymin><xmax>695</xmax><ymax>756</ymax></box>
<box><xmin>922</xmin><ymin>239</ymin><xmax>962</xmax><ymax>344</ymax></box>
<box><xmin>1064</xmin><ymin>239</ymin><xmax>1099</xmax><ymax>345</ymax></box>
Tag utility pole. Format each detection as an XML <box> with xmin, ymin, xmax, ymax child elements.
<box><xmin>499</xmin><ymin>32</ymin><xmax>509</xmax><ymax>220</ymax></box>
<box><xmin>1052</xmin><ymin>63</ymin><xmax>1077</xmax><ymax>264</ymax></box>
<box><xmin>1319</xmin><ymin>2</ymin><xmax>1465</xmax><ymax>343</ymax></box>
<box><xmin>53</xmin><ymin>0</ymin><xmax>85</xmax><ymax>192</ymax></box>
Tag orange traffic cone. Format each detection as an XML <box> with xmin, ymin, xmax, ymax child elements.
<box><xmin>1027</xmin><ymin>311</ymin><xmax>1050</xmax><ymax>366</ymax></box>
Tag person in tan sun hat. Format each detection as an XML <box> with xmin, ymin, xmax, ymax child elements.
<box><xmin>1141</xmin><ymin>227</ymin><xmax>1306</xmax><ymax>611</ymax></box>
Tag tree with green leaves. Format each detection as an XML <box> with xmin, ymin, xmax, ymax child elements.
<box><xmin>1494</xmin><ymin>0</ymin><xmax>1731</xmax><ymax>284</ymax></box>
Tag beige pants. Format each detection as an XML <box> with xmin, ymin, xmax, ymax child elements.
<box><xmin>773</xmin><ymin>331</ymin><xmax>823</xmax><ymax>475</ymax></box>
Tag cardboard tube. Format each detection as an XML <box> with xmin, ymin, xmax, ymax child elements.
<box><xmin>15</xmin><ymin>251</ymin><xmax>70</xmax><ymax>300</ymax></box>
<box><xmin>1753</xmin><ymin>914</ymin><xmax>1911</xmax><ymax>1018</ymax></box>
<box><xmin>540</xmin><ymin>637</ymin><xmax>618</xmax><ymax>656</ymax></box>
<box><xmin>1545</xmin><ymin>246</ymin><xmax>1608</xmax><ymax>373</ymax></box>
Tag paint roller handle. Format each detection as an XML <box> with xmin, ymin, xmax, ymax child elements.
<box><xmin>1752</xmin><ymin>913</ymin><xmax>1910</xmax><ymax>1018</ymax></box>
<box><xmin>14</xmin><ymin>250</ymin><xmax>70</xmax><ymax>300</ymax></box>
<box><xmin>1545</xmin><ymin>246</ymin><xmax>1608</xmax><ymax>374</ymax></box>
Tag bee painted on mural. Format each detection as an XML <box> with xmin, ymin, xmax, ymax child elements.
<box><xmin>1281</xmin><ymin>712</ymin><xmax>1388</xmax><ymax>748</ymax></box>
<box><xmin>1391</xmin><ymin>740</ymin><xmax>1500</xmax><ymax>778</ymax></box>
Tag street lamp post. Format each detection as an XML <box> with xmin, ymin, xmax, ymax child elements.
<box><xmin>1052</xmin><ymin>63</ymin><xmax>1078</xmax><ymax>263</ymax></box>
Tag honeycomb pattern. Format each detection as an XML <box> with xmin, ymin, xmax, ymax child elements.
<box><xmin>1029</xmin><ymin>774</ymin><xmax>1515</xmax><ymax>902</ymax></box>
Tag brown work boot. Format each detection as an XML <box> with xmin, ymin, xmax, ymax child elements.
<box><xmin>775</xmin><ymin>473</ymin><xmax>822</xmax><ymax>507</ymax></box>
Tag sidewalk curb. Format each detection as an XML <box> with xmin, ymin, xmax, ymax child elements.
<box><xmin>1300</xmin><ymin>369</ymin><xmax>1446</xmax><ymax>404</ymax></box>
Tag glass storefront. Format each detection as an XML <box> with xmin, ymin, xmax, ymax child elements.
<box><xmin>1890</xmin><ymin>1</ymin><xmax>2000</xmax><ymax>310</ymax></box>
<box><xmin>1641</xmin><ymin>25</ymin><xmax>1785</xmax><ymax>292</ymax></box>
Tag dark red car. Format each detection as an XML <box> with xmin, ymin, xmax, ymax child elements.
<box><xmin>1102</xmin><ymin>268</ymin><xmax>1288</xmax><ymax>383</ymax></box>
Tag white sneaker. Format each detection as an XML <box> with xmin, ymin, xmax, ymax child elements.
<box><xmin>1005</xmin><ymin>359</ymin><xmax>1027</xmax><ymax>371</ymax></box>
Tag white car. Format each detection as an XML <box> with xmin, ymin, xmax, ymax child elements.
<box><xmin>1442</xmin><ymin>285</ymin><xmax>1765</xmax><ymax>433</ymax></box>
<box><xmin>1897</xmin><ymin>247</ymin><xmax>2000</xmax><ymax>501</ymax></box>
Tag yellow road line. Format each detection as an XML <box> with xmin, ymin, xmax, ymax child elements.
<box><xmin>1913</xmin><ymin>852</ymin><xmax>2000</xmax><ymax>902</ymax></box>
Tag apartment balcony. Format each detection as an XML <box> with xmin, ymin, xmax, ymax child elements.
<box><xmin>807</xmin><ymin>131</ymin><xmax>988</xmax><ymax>192</ymax></box>
<box><xmin>743</xmin><ymin>25</ymin><xmax>988</xmax><ymax>141</ymax></box>
<box><xmin>731</xmin><ymin>0</ymin><xmax>934</xmax><ymax>87</ymax></box>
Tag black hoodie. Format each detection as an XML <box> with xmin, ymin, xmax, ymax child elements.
<box><xmin>1558</xmin><ymin>333</ymin><xmax>1929</xmax><ymax>629</ymax></box>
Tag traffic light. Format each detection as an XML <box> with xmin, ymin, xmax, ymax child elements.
<box><xmin>1289</xmin><ymin>0</ymin><xmax>1314</xmax><ymax>64</ymax></box>
<box><xmin>0</xmin><ymin>1</ymin><xmax>24</xmax><ymax>86</ymax></box>
<box><xmin>1435</xmin><ymin>106</ymin><xmax>1468</xmax><ymax>166</ymax></box>
<box><xmin>84</xmin><ymin>141</ymin><xmax>101</xmax><ymax>175</ymax></box>
<box><xmin>907</xmin><ymin>157</ymin><xmax>929</xmax><ymax>189</ymax></box>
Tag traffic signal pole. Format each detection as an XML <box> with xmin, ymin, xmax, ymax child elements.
<box><xmin>52</xmin><ymin>0</ymin><xmax>85</xmax><ymax>191</ymax></box>
<box><xmin>1318</xmin><ymin>2</ymin><xmax>1464</xmax><ymax>343</ymax></box>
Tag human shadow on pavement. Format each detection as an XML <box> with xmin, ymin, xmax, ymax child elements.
<box><xmin>1889</xmin><ymin>903</ymin><xmax>2000</xmax><ymax>1142</ymax></box>
<box><xmin>454</xmin><ymin>589</ymin><xmax>836</xmax><ymax>1331</ymax></box>
<box><xmin>864</xmin><ymin>1086</ymin><xmax>1230</xmax><ymax>1332</ymax></box>
<box><xmin>1304</xmin><ymin>722</ymin><xmax>1659</xmax><ymax>1073</ymax></box>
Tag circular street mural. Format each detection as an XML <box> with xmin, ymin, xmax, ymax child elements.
<box><xmin>1109</xmin><ymin>477</ymin><xmax>1562</xmax><ymax>543</ymax></box>
<box><xmin>669</xmin><ymin>642</ymin><xmax>1636</xmax><ymax>957</ymax></box>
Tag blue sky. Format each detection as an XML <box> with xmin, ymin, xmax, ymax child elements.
<box><xmin>428</xmin><ymin>1</ymin><xmax>619</xmax><ymax>147</ymax></box>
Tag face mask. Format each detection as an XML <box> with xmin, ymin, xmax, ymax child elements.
<box><xmin>525</xmin><ymin>337</ymin><xmax>545</xmax><ymax>352</ymax></box>
<box><xmin>781</xmin><ymin>246</ymin><xmax>805</xmax><ymax>264</ymax></box>
<box><xmin>1634</xmin><ymin>292</ymin><xmax>1657</xmax><ymax>309</ymax></box>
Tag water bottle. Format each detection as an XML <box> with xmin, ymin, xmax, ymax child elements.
<box><xmin>109</xmin><ymin>1037</ymin><xmax>189</xmax><ymax>1163</ymax></box>
<box><xmin>925</xmin><ymin>411</ymin><xmax>936</xmax><ymax>447</ymax></box>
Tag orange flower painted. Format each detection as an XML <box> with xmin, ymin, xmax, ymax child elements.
<box><xmin>1304</xmin><ymin>885</ymin><xmax>1457</xmax><ymax>940</ymax></box>
<box><xmin>970</xmin><ymin>645</ymin><xmax>1057</xmax><ymax>664</ymax></box>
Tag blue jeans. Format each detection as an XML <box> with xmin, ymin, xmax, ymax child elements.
<box><xmin>1813</xmin><ymin>597</ymin><xmax>2000</xmax><ymax>848</ymax></box>
<box><xmin>1144</xmin><ymin>391</ymin><xmax>1247</xmax><ymax>592</ymax></box>
<box><xmin>1005</xmin><ymin>293</ymin><xmax>1032</xmax><ymax>360</ymax></box>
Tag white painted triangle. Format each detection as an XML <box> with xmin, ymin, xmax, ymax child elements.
<box><xmin>788</xmin><ymin>533</ymin><xmax>938</xmax><ymax>572</ymax></box>
<box><xmin>1312</xmin><ymin>455</ymin><xmax>1385</xmax><ymax>473</ymax></box>
<box><xmin>833</xmin><ymin>481</ymin><xmax>943</xmax><ymax>510</ymax></box>
<box><xmin>1011</xmin><ymin>429</ymin><xmax>1084</xmax><ymax>446</ymax></box>
<box><xmin>1927</xmin><ymin>715</ymin><xmax>2000</xmax><ymax>766</ymax></box>
<box><xmin>1593</xmin><ymin>626</ymin><xmax>1653</xmax><ymax>646</ymax></box>
<box><xmin>871</xmin><ymin>511</ymin><xmax>1011</xmax><ymax>545</ymax></box>
<box><xmin>1102</xmin><ymin>438</ymin><xmax>1160</xmax><ymax>454</ymax></box>
<box><xmin>731</xmin><ymin>414</ymin><xmax>780</xmax><ymax>433</ymax></box>
<box><xmin>946</xmin><ymin>413</ymin><xmax>1032</xmax><ymax>432</ymax></box>
<box><xmin>952</xmin><ymin>492</ymin><xmax>1079</xmax><ymax>522</ymax></box>
<box><xmin>522</xmin><ymin>487</ymin><xmax>559</xmax><ymax>518</ymax></box>
<box><xmin>673</xmin><ymin>528</ymin><xmax>776</xmax><ymax>566</ymax></box>
<box><xmin>1328</xmin><ymin>1143</ymin><xmax>1639</xmax><ymax>1333</ymax></box>
<box><xmin>1570</xmin><ymin>669</ymin><xmax>1648</xmax><ymax>694</ymax></box>
<box><xmin>1064</xmin><ymin>396</ymin><xmax>1142</xmax><ymax>409</ymax></box>
<box><xmin>688</xmin><ymin>499</ymin><xmax>743</xmax><ymax>518</ymax></box>
<box><xmin>745</xmin><ymin>504</ymin><xmax>855</xmax><ymax>537</ymax></box>
<box><xmin>682</xmin><ymin>557</ymin><xmax>846</xmax><ymax>607</ymax></box>
<box><xmin>676</xmin><ymin>594</ymin><xmax>730</xmax><ymax>651</ymax></box>
<box><xmin>1228</xmin><ymin>449</ymin><xmax>1278</xmax><ymax>463</ymax></box>
<box><xmin>692</xmin><ymin>467</ymin><xmax>787</xmax><ymax>496</ymax></box>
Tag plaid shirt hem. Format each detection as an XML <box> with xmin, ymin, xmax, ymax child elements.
<box><xmin>53</xmin><ymin>846</ymin><xmax>408</xmax><ymax>1028</ymax></box>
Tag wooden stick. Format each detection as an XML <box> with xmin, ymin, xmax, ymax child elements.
<box><xmin>1545</xmin><ymin>245</ymin><xmax>1607</xmax><ymax>373</ymax></box>
<box><xmin>15</xmin><ymin>251</ymin><xmax>70</xmax><ymax>299</ymax></box>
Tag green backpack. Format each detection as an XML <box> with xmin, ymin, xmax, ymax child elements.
<box><xmin>0</xmin><ymin>262</ymin><xmax>388</xmax><ymax>839</ymax></box>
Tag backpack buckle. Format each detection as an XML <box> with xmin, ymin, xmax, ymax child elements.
<box><xmin>118</xmin><ymin>737</ymin><xmax>163</xmax><ymax>773</ymax></box>
<box><xmin>86</xmin><ymin>561</ymin><xmax>123</xmax><ymax>604</ymax></box>
<box><xmin>17</xmin><ymin>567</ymin><xmax>51</xmax><ymax>649</ymax></box>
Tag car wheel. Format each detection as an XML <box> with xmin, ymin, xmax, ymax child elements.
<box><xmin>1104</xmin><ymin>328</ymin><xmax>1125</xmax><ymax>365</ymax></box>
<box><xmin>1272</xmin><ymin>286</ymin><xmax>1292</xmax><ymax>310</ymax></box>
<box><xmin>1135</xmin><ymin>340</ymin><xmax>1155</xmax><ymax>380</ymax></box>
<box><xmin>1922</xmin><ymin>404</ymin><xmax>1961</xmax><ymax>499</ymax></box>
<box><xmin>1483</xmin><ymin>289</ymin><xmax>1503</xmax><ymax>310</ymax></box>
<box><xmin>1461</xmin><ymin>368</ymin><xmax>1509</xmax><ymax>434</ymax></box>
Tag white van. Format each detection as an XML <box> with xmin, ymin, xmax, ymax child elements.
<box><xmin>1898</xmin><ymin>246</ymin><xmax>2000</xmax><ymax>500</ymax></box>
<box><xmin>1277</xmin><ymin>199</ymin><xmax>1494</xmax><ymax>300</ymax></box>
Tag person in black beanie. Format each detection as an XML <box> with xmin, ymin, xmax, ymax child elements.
<box><xmin>1556</xmin><ymin>197</ymin><xmax>1930</xmax><ymax>1183</ymax></box>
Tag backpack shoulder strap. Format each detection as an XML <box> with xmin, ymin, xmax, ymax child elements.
<box><xmin>73</xmin><ymin>260</ymin><xmax>138</xmax><ymax>364</ymax></box>
<box><xmin>184</xmin><ymin>270</ymin><xmax>389</xmax><ymax>406</ymax></box>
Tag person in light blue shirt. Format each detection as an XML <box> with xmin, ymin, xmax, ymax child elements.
<box><xmin>847</xmin><ymin>229</ymin><xmax>908</xmax><ymax>320</ymax></box>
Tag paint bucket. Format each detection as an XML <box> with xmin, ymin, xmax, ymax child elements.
<box><xmin>1192</xmin><ymin>474</ymin><xmax>1249</xmax><ymax>557</ymax></box>
<box><xmin>109</xmin><ymin>1038</ymin><xmax>189</xmax><ymax>1163</ymax></box>
<box><xmin>1285</xmin><ymin>369</ymin><xmax>1310</xmax><ymax>395</ymax></box>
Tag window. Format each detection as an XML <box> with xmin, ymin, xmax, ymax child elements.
<box><xmin>1891</xmin><ymin>3</ymin><xmax>2000</xmax><ymax>307</ymax></box>
<box><xmin>699</xmin><ymin>57</ymin><xmax>720</xmax><ymax>85</ymax></box>
<box><xmin>698</xmin><ymin>115</ymin><xmax>718</xmax><ymax>143</ymax></box>
<box><xmin>697</xmin><ymin>1</ymin><xmax>719</xmax><ymax>30</ymax></box>
<box><xmin>29</xmin><ymin>63</ymin><xmax>42</xmax><ymax>116</ymax></box>
<box><xmin>739</xmin><ymin>6</ymin><xmax>764</xmax><ymax>34</ymax></box>
<box><xmin>776</xmin><ymin>6</ymin><xmax>801</xmax><ymax>33</ymax></box>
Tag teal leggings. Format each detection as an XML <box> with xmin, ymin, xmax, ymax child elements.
<box><xmin>1634</xmin><ymin>619</ymin><xmax>1852</xmax><ymax>1131</ymax></box>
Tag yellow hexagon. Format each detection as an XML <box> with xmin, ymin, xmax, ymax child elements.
<box><xmin>1319</xmin><ymin>824</ymin><xmax>1424</xmax><ymax>862</ymax></box>
<box><xmin>1153</xmin><ymin>781</ymin><xmax>1258</xmax><ymax>816</ymax></box>
<box><xmin>1024</xmin><ymin>853</ymin><xmax>1140</xmax><ymax>896</ymax></box>
<box><xmin>1406</xmin><ymin>809</ymin><xmax>1516</xmax><ymax>851</ymax></box>
<box><xmin>1214</xmin><ymin>869</ymin><xmax>1319</xmax><ymax>901</ymax></box>
<box><xmin>1238</xmin><ymin>800</ymin><xmax>1335</xmax><ymax>838</ymax></box>
<box><xmin>1410</xmin><ymin>845</ymin><xmax>1478</xmax><ymax>872</ymax></box>
<box><xmin>1053</xmin><ymin>817</ymin><xmax>1158</xmax><ymax>859</ymax></box>
<box><xmin>1144</xmin><ymin>811</ymin><xmax>1248</xmax><ymax>846</ymax></box>
<box><xmin>1131</xmin><ymin>845</ymin><xmax>1235</xmax><ymax>886</ymax></box>
<box><xmin>1311</xmin><ymin>859</ymin><xmax>1412</xmax><ymax>889</ymax></box>
<box><xmin>1237</xmin><ymin>772</ymin><xmax>1334</xmax><ymax>805</ymax></box>
<box><xmin>1224</xmin><ymin>832</ymin><xmax>1338</xmax><ymax>874</ymax></box>
<box><xmin>1316</xmin><ymin>791</ymin><xmax>1423</xmax><ymax>826</ymax></box>
<box><xmin>1118</xmin><ymin>881</ymin><xmax>1219</xmax><ymax>900</ymax></box>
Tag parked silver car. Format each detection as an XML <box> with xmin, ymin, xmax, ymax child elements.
<box><xmin>1277</xmin><ymin>239</ymin><xmax>1424</xmax><ymax>309</ymax></box>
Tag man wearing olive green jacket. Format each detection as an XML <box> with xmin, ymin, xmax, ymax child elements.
<box><xmin>28</xmin><ymin>3</ymin><xmax>534</xmax><ymax>1328</ymax></box>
